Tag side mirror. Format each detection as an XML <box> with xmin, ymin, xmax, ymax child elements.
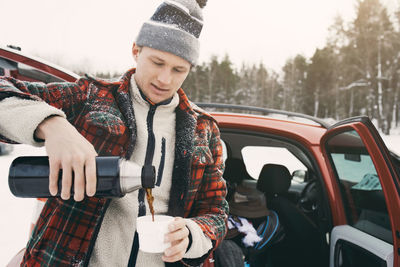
<box><xmin>292</xmin><ymin>169</ymin><xmax>307</xmax><ymax>182</ymax></box>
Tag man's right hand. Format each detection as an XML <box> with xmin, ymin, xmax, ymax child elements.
<box><xmin>35</xmin><ymin>116</ymin><xmax>98</xmax><ymax>201</ymax></box>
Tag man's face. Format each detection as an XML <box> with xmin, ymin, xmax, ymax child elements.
<box><xmin>133</xmin><ymin>44</ymin><xmax>191</xmax><ymax>104</ymax></box>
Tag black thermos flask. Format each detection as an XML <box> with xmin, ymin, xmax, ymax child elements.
<box><xmin>8</xmin><ymin>156</ymin><xmax>154</xmax><ymax>198</ymax></box>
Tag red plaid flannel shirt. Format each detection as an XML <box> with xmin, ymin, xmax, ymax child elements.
<box><xmin>0</xmin><ymin>69</ymin><xmax>228</xmax><ymax>266</ymax></box>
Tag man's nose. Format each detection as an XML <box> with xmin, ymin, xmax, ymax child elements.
<box><xmin>157</xmin><ymin>69</ymin><xmax>172</xmax><ymax>85</ymax></box>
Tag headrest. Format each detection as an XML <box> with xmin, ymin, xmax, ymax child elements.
<box><xmin>224</xmin><ymin>158</ymin><xmax>251</xmax><ymax>184</ymax></box>
<box><xmin>229</xmin><ymin>180</ymin><xmax>270</xmax><ymax>218</ymax></box>
<box><xmin>256</xmin><ymin>164</ymin><xmax>292</xmax><ymax>198</ymax></box>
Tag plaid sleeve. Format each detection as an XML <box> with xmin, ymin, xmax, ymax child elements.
<box><xmin>0</xmin><ymin>76</ymin><xmax>88</xmax><ymax>143</ymax></box>
<box><xmin>183</xmin><ymin>120</ymin><xmax>228</xmax><ymax>266</ymax></box>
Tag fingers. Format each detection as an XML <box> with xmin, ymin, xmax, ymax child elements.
<box><xmin>162</xmin><ymin>237</ymin><xmax>189</xmax><ymax>262</ymax></box>
<box><xmin>42</xmin><ymin>118</ymin><xmax>98</xmax><ymax>201</ymax></box>
<box><xmin>49</xmin><ymin>159</ymin><xmax>61</xmax><ymax>196</ymax></box>
<box><xmin>50</xmin><ymin>154</ymin><xmax>97</xmax><ymax>201</ymax></box>
<box><xmin>168</xmin><ymin>217</ymin><xmax>187</xmax><ymax>232</ymax></box>
<box><xmin>163</xmin><ymin>218</ymin><xmax>190</xmax><ymax>262</ymax></box>
<box><xmin>61</xmin><ymin>159</ymin><xmax>73</xmax><ymax>200</ymax></box>
<box><xmin>85</xmin><ymin>157</ymin><xmax>97</xmax><ymax>197</ymax></box>
<box><xmin>73</xmin><ymin>158</ymin><xmax>85</xmax><ymax>202</ymax></box>
<box><xmin>166</xmin><ymin>223</ymin><xmax>189</xmax><ymax>242</ymax></box>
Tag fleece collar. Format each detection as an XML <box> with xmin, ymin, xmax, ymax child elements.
<box><xmin>129</xmin><ymin>74</ymin><xmax>179</xmax><ymax>111</ymax></box>
<box><xmin>86</xmin><ymin>68</ymin><xmax>212</xmax><ymax>216</ymax></box>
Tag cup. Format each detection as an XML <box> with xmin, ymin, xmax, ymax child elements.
<box><xmin>136</xmin><ymin>215</ymin><xmax>174</xmax><ymax>253</ymax></box>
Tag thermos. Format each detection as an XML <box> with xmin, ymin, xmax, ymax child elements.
<box><xmin>8</xmin><ymin>156</ymin><xmax>155</xmax><ymax>198</ymax></box>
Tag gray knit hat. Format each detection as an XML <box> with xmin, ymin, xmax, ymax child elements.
<box><xmin>136</xmin><ymin>0</ymin><xmax>207</xmax><ymax>65</ymax></box>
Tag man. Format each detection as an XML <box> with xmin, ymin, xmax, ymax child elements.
<box><xmin>0</xmin><ymin>0</ymin><xmax>228</xmax><ymax>266</ymax></box>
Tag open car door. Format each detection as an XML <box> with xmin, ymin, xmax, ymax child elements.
<box><xmin>321</xmin><ymin>116</ymin><xmax>400</xmax><ymax>267</ymax></box>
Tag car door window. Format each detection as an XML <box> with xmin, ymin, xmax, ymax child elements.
<box><xmin>326</xmin><ymin>130</ymin><xmax>393</xmax><ymax>244</ymax></box>
<box><xmin>17</xmin><ymin>62</ymin><xmax>64</xmax><ymax>83</ymax></box>
<box><xmin>241</xmin><ymin>146</ymin><xmax>307</xmax><ymax>179</ymax></box>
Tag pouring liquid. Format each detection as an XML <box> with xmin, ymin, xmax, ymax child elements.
<box><xmin>145</xmin><ymin>188</ymin><xmax>155</xmax><ymax>221</ymax></box>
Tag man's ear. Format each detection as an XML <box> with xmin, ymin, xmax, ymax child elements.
<box><xmin>132</xmin><ymin>42</ymin><xmax>140</xmax><ymax>61</ymax></box>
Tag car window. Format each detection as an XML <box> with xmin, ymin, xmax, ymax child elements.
<box><xmin>241</xmin><ymin>146</ymin><xmax>307</xmax><ymax>180</ymax></box>
<box><xmin>326</xmin><ymin>130</ymin><xmax>393</xmax><ymax>244</ymax></box>
<box><xmin>17</xmin><ymin>62</ymin><xmax>64</xmax><ymax>83</ymax></box>
<box><xmin>220</xmin><ymin>139</ymin><xmax>228</xmax><ymax>163</ymax></box>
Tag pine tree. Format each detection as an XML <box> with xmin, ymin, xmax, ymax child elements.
<box><xmin>345</xmin><ymin>0</ymin><xmax>394</xmax><ymax>132</ymax></box>
<box><xmin>282</xmin><ymin>55</ymin><xmax>308</xmax><ymax>112</ymax></box>
<box><xmin>306</xmin><ymin>47</ymin><xmax>337</xmax><ymax>118</ymax></box>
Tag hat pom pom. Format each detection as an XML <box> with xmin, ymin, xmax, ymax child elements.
<box><xmin>196</xmin><ymin>0</ymin><xmax>207</xmax><ymax>8</ymax></box>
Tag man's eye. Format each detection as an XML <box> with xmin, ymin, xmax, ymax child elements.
<box><xmin>153</xmin><ymin>61</ymin><xmax>163</xmax><ymax>66</ymax></box>
<box><xmin>173</xmin><ymin>68</ymin><xmax>183</xmax><ymax>73</ymax></box>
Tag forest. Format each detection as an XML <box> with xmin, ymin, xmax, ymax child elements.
<box><xmin>180</xmin><ymin>0</ymin><xmax>400</xmax><ymax>134</ymax></box>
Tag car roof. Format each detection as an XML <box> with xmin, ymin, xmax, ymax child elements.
<box><xmin>197</xmin><ymin>103</ymin><xmax>331</xmax><ymax>128</ymax></box>
<box><xmin>211</xmin><ymin>112</ymin><xmax>327</xmax><ymax>145</ymax></box>
<box><xmin>0</xmin><ymin>45</ymin><xmax>79</xmax><ymax>82</ymax></box>
<box><xmin>197</xmin><ymin>103</ymin><xmax>329</xmax><ymax>146</ymax></box>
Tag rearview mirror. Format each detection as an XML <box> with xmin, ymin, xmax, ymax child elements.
<box><xmin>344</xmin><ymin>153</ymin><xmax>361</xmax><ymax>162</ymax></box>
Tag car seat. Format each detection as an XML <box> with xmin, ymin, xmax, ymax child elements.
<box><xmin>214</xmin><ymin>239</ymin><xmax>245</xmax><ymax>267</ymax></box>
<box><xmin>224</xmin><ymin>158</ymin><xmax>252</xmax><ymax>182</ymax></box>
<box><xmin>256</xmin><ymin>164</ymin><xmax>328</xmax><ymax>267</ymax></box>
<box><xmin>223</xmin><ymin>158</ymin><xmax>253</xmax><ymax>202</ymax></box>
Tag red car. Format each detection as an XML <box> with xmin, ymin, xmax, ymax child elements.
<box><xmin>1</xmin><ymin>45</ymin><xmax>399</xmax><ymax>267</ymax></box>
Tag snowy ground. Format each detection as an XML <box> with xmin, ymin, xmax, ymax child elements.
<box><xmin>1</xmin><ymin>134</ymin><xmax>400</xmax><ymax>265</ymax></box>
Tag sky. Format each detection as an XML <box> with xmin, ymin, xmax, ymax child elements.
<box><xmin>1</xmin><ymin>0</ymin><xmax>398</xmax><ymax>73</ymax></box>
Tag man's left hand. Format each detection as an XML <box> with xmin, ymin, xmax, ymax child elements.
<box><xmin>162</xmin><ymin>217</ymin><xmax>189</xmax><ymax>262</ymax></box>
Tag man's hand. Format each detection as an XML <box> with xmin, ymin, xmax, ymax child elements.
<box><xmin>36</xmin><ymin>116</ymin><xmax>98</xmax><ymax>201</ymax></box>
<box><xmin>163</xmin><ymin>217</ymin><xmax>190</xmax><ymax>262</ymax></box>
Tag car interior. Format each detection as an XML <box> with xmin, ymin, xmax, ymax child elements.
<box><xmin>219</xmin><ymin>129</ymin><xmax>331</xmax><ymax>267</ymax></box>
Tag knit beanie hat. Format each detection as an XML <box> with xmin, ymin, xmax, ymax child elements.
<box><xmin>136</xmin><ymin>0</ymin><xmax>207</xmax><ymax>65</ymax></box>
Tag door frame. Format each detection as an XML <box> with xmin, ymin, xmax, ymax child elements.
<box><xmin>320</xmin><ymin>116</ymin><xmax>400</xmax><ymax>267</ymax></box>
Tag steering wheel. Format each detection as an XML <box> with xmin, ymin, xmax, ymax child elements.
<box><xmin>298</xmin><ymin>179</ymin><xmax>318</xmax><ymax>214</ymax></box>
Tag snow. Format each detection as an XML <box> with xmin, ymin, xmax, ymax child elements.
<box><xmin>1</xmin><ymin>133</ymin><xmax>400</xmax><ymax>264</ymax></box>
<box><xmin>0</xmin><ymin>145</ymin><xmax>45</xmax><ymax>265</ymax></box>
<box><xmin>382</xmin><ymin>134</ymin><xmax>400</xmax><ymax>156</ymax></box>
<box><xmin>242</xmin><ymin>146</ymin><xmax>307</xmax><ymax>178</ymax></box>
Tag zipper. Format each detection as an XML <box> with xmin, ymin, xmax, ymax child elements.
<box><xmin>138</xmin><ymin>104</ymin><xmax>157</xmax><ymax>217</ymax></box>
<box><xmin>144</xmin><ymin>105</ymin><xmax>156</xmax><ymax>166</ymax></box>
<box><xmin>156</xmin><ymin>137</ymin><xmax>166</xmax><ymax>186</ymax></box>
<box><xmin>129</xmin><ymin>103</ymin><xmax>158</xmax><ymax>264</ymax></box>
